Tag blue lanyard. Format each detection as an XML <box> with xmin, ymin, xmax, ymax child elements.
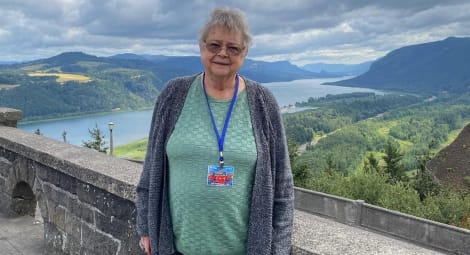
<box><xmin>202</xmin><ymin>73</ymin><xmax>240</xmax><ymax>168</ymax></box>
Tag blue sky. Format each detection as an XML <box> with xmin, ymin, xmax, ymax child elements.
<box><xmin>1</xmin><ymin>0</ymin><xmax>470</xmax><ymax>65</ymax></box>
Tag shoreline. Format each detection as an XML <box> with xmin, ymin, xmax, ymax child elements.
<box><xmin>18</xmin><ymin>107</ymin><xmax>154</xmax><ymax>125</ymax></box>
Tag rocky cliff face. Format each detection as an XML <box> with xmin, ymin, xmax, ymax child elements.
<box><xmin>428</xmin><ymin>123</ymin><xmax>470</xmax><ymax>191</ymax></box>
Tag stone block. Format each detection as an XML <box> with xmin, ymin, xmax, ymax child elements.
<box><xmin>76</xmin><ymin>182</ymin><xmax>98</xmax><ymax>206</ymax></box>
<box><xmin>51</xmin><ymin>205</ymin><xmax>66</xmax><ymax>231</ymax></box>
<box><xmin>47</xmin><ymin>168</ymin><xmax>60</xmax><ymax>187</ymax></box>
<box><xmin>47</xmin><ymin>199</ymin><xmax>58</xmax><ymax>222</ymax></box>
<box><xmin>0</xmin><ymin>192</ymin><xmax>11</xmax><ymax>214</ymax></box>
<box><xmin>58</xmin><ymin>173</ymin><xmax>77</xmax><ymax>195</ymax></box>
<box><xmin>0</xmin><ymin>148</ymin><xmax>16</xmax><ymax>164</ymax></box>
<box><xmin>0</xmin><ymin>108</ymin><xmax>23</xmax><ymax>127</ymax></box>
<box><xmin>65</xmin><ymin>213</ymin><xmax>82</xmax><ymax>240</ymax></box>
<box><xmin>34</xmin><ymin>162</ymin><xmax>49</xmax><ymax>181</ymax></box>
<box><xmin>119</xmin><ymin>233</ymin><xmax>147</xmax><ymax>255</ymax></box>
<box><xmin>82</xmin><ymin>222</ymin><xmax>120</xmax><ymax>255</ymax></box>
<box><xmin>64</xmin><ymin>235</ymin><xmax>81</xmax><ymax>255</ymax></box>
<box><xmin>44</xmin><ymin>222</ymin><xmax>65</xmax><ymax>253</ymax></box>
<box><xmin>0</xmin><ymin>156</ymin><xmax>11</xmax><ymax>177</ymax></box>
<box><xmin>0</xmin><ymin>176</ymin><xmax>5</xmax><ymax>193</ymax></box>
<box><xmin>69</xmin><ymin>196</ymin><xmax>94</xmax><ymax>225</ymax></box>
<box><xmin>95</xmin><ymin>211</ymin><xmax>138</xmax><ymax>241</ymax></box>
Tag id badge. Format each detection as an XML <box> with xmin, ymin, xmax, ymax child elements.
<box><xmin>207</xmin><ymin>165</ymin><xmax>234</xmax><ymax>187</ymax></box>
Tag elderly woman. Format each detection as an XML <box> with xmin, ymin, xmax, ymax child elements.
<box><xmin>136</xmin><ymin>7</ymin><xmax>293</xmax><ymax>255</ymax></box>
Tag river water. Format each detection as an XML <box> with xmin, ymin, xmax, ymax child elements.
<box><xmin>18</xmin><ymin>77</ymin><xmax>380</xmax><ymax>146</ymax></box>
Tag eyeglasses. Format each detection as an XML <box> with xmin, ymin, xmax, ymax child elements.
<box><xmin>203</xmin><ymin>41</ymin><xmax>245</xmax><ymax>56</ymax></box>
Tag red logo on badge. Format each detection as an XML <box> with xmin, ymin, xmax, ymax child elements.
<box><xmin>208</xmin><ymin>168</ymin><xmax>233</xmax><ymax>186</ymax></box>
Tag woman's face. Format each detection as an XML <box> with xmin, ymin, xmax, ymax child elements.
<box><xmin>200</xmin><ymin>26</ymin><xmax>246</xmax><ymax>80</ymax></box>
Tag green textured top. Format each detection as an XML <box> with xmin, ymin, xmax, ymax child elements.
<box><xmin>166</xmin><ymin>75</ymin><xmax>257</xmax><ymax>255</ymax></box>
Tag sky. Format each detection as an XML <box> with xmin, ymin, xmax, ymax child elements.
<box><xmin>1</xmin><ymin>0</ymin><xmax>470</xmax><ymax>65</ymax></box>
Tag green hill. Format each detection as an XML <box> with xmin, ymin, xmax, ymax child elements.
<box><xmin>326</xmin><ymin>37</ymin><xmax>470</xmax><ymax>94</ymax></box>
<box><xmin>0</xmin><ymin>52</ymin><xmax>161</xmax><ymax>120</ymax></box>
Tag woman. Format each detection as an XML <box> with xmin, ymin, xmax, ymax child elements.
<box><xmin>136</xmin><ymin>7</ymin><xmax>293</xmax><ymax>255</ymax></box>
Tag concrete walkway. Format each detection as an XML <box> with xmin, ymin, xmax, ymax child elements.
<box><xmin>0</xmin><ymin>210</ymin><xmax>452</xmax><ymax>255</ymax></box>
<box><xmin>0</xmin><ymin>212</ymin><xmax>45</xmax><ymax>255</ymax></box>
<box><xmin>293</xmin><ymin>210</ymin><xmax>450</xmax><ymax>255</ymax></box>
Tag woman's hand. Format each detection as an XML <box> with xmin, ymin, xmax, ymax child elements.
<box><xmin>140</xmin><ymin>236</ymin><xmax>151</xmax><ymax>255</ymax></box>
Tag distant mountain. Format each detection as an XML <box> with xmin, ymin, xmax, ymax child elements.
<box><xmin>0</xmin><ymin>51</ymin><xmax>328</xmax><ymax>119</ymax></box>
<box><xmin>110</xmin><ymin>54</ymin><xmax>333</xmax><ymax>85</ymax></box>
<box><xmin>109</xmin><ymin>53</ymin><xmax>169</xmax><ymax>63</ymax></box>
<box><xmin>0</xmin><ymin>61</ymin><xmax>19</xmax><ymax>65</ymax></box>
<box><xmin>301</xmin><ymin>61</ymin><xmax>372</xmax><ymax>76</ymax></box>
<box><xmin>428</xmin><ymin>123</ymin><xmax>470</xmax><ymax>191</ymax></box>
<box><xmin>241</xmin><ymin>59</ymin><xmax>340</xmax><ymax>81</ymax></box>
<box><xmin>326</xmin><ymin>37</ymin><xmax>470</xmax><ymax>94</ymax></box>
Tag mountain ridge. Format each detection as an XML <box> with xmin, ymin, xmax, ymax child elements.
<box><xmin>0</xmin><ymin>51</ymin><xmax>330</xmax><ymax>119</ymax></box>
<box><xmin>325</xmin><ymin>37</ymin><xmax>470</xmax><ymax>94</ymax></box>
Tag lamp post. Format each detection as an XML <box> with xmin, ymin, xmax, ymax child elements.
<box><xmin>108</xmin><ymin>121</ymin><xmax>114</xmax><ymax>156</ymax></box>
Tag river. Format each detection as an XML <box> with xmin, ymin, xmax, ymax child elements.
<box><xmin>18</xmin><ymin>77</ymin><xmax>380</xmax><ymax>146</ymax></box>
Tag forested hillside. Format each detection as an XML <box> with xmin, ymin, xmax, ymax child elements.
<box><xmin>0</xmin><ymin>52</ymin><xmax>325</xmax><ymax>120</ymax></box>
<box><xmin>327</xmin><ymin>37</ymin><xmax>470</xmax><ymax>94</ymax></box>
<box><xmin>285</xmin><ymin>91</ymin><xmax>470</xmax><ymax>230</ymax></box>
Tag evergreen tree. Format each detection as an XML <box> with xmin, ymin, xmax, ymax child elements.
<box><xmin>414</xmin><ymin>144</ymin><xmax>440</xmax><ymax>201</ymax></box>
<box><xmin>82</xmin><ymin>124</ymin><xmax>108</xmax><ymax>153</ymax></box>
<box><xmin>287</xmin><ymin>137</ymin><xmax>299</xmax><ymax>162</ymax></box>
<box><xmin>382</xmin><ymin>140</ymin><xmax>407</xmax><ymax>183</ymax></box>
<box><xmin>292</xmin><ymin>163</ymin><xmax>312</xmax><ymax>188</ymax></box>
<box><xmin>323</xmin><ymin>154</ymin><xmax>340</xmax><ymax>176</ymax></box>
<box><xmin>363</xmin><ymin>153</ymin><xmax>380</xmax><ymax>173</ymax></box>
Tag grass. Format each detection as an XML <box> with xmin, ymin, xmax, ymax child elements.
<box><xmin>27</xmin><ymin>72</ymin><xmax>92</xmax><ymax>84</ymax></box>
<box><xmin>114</xmin><ymin>138</ymin><xmax>148</xmax><ymax>160</ymax></box>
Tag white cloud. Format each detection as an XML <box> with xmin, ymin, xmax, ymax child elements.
<box><xmin>0</xmin><ymin>0</ymin><xmax>469</xmax><ymax>64</ymax></box>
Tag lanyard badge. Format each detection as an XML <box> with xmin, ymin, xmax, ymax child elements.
<box><xmin>203</xmin><ymin>73</ymin><xmax>239</xmax><ymax>187</ymax></box>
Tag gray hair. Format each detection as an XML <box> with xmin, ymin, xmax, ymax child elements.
<box><xmin>199</xmin><ymin>7</ymin><xmax>252</xmax><ymax>51</ymax></box>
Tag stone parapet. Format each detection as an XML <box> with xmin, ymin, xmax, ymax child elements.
<box><xmin>0</xmin><ymin>126</ymin><xmax>145</xmax><ymax>254</ymax></box>
<box><xmin>0</xmin><ymin>108</ymin><xmax>23</xmax><ymax>127</ymax></box>
<box><xmin>294</xmin><ymin>187</ymin><xmax>470</xmax><ymax>255</ymax></box>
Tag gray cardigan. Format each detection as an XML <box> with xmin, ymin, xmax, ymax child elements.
<box><xmin>136</xmin><ymin>74</ymin><xmax>294</xmax><ymax>255</ymax></box>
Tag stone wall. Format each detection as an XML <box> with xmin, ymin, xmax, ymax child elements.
<box><xmin>0</xmin><ymin>108</ymin><xmax>145</xmax><ymax>255</ymax></box>
<box><xmin>3</xmin><ymin>107</ymin><xmax>469</xmax><ymax>254</ymax></box>
<box><xmin>294</xmin><ymin>187</ymin><xmax>470</xmax><ymax>255</ymax></box>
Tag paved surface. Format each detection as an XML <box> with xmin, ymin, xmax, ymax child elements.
<box><xmin>293</xmin><ymin>210</ymin><xmax>450</xmax><ymax>255</ymax></box>
<box><xmin>0</xmin><ymin>210</ymin><xmax>451</xmax><ymax>255</ymax></box>
<box><xmin>0</xmin><ymin>212</ymin><xmax>45</xmax><ymax>255</ymax></box>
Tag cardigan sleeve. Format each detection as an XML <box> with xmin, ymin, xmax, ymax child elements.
<box><xmin>263</xmin><ymin>87</ymin><xmax>294</xmax><ymax>255</ymax></box>
<box><xmin>135</xmin><ymin>82</ymin><xmax>171</xmax><ymax>237</ymax></box>
<box><xmin>135</xmin><ymin>75</ymin><xmax>196</xmax><ymax>246</ymax></box>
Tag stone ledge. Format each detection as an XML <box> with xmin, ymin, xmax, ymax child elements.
<box><xmin>0</xmin><ymin>126</ymin><xmax>141</xmax><ymax>201</ymax></box>
<box><xmin>0</xmin><ymin>108</ymin><xmax>22</xmax><ymax>127</ymax></box>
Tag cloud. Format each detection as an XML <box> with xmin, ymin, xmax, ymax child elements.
<box><xmin>0</xmin><ymin>0</ymin><xmax>469</xmax><ymax>64</ymax></box>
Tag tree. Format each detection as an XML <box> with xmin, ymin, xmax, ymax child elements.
<box><xmin>323</xmin><ymin>154</ymin><xmax>340</xmax><ymax>176</ymax></box>
<box><xmin>414</xmin><ymin>144</ymin><xmax>440</xmax><ymax>201</ymax></box>
<box><xmin>382</xmin><ymin>140</ymin><xmax>407</xmax><ymax>183</ymax></box>
<box><xmin>287</xmin><ymin>137</ymin><xmax>299</xmax><ymax>162</ymax></box>
<box><xmin>363</xmin><ymin>153</ymin><xmax>380</xmax><ymax>174</ymax></box>
<box><xmin>292</xmin><ymin>163</ymin><xmax>312</xmax><ymax>187</ymax></box>
<box><xmin>82</xmin><ymin>124</ymin><xmax>108</xmax><ymax>153</ymax></box>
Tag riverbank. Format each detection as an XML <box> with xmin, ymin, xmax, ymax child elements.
<box><xmin>18</xmin><ymin>106</ymin><xmax>154</xmax><ymax>125</ymax></box>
